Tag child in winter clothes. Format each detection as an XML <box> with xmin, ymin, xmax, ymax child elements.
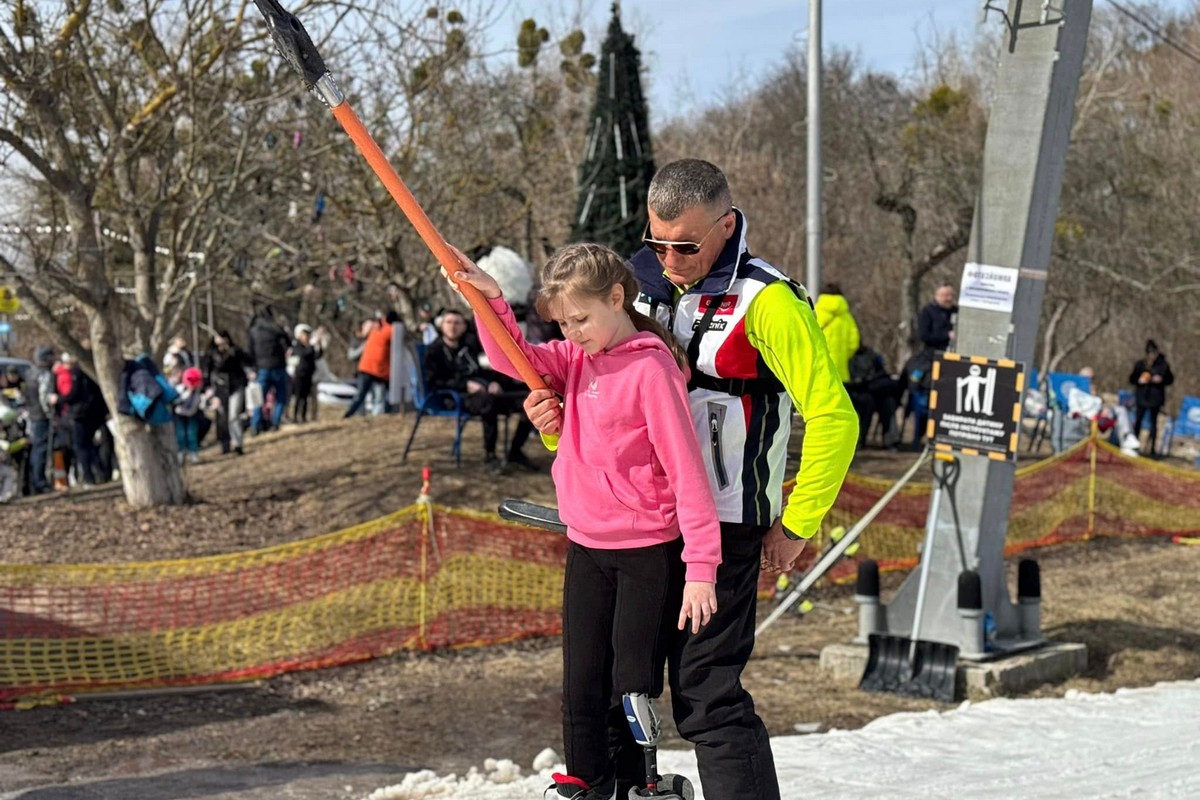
<box><xmin>448</xmin><ymin>242</ymin><xmax>721</xmax><ymax>800</ymax></box>
<box><xmin>174</xmin><ymin>367</ymin><xmax>204</xmax><ymax>464</ymax></box>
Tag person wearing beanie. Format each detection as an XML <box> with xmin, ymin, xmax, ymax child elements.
<box><xmin>173</xmin><ymin>366</ymin><xmax>205</xmax><ymax>465</ymax></box>
<box><xmin>1129</xmin><ymin>339</ymin><xmax>1174</xmax><ymax>457</ymax></box>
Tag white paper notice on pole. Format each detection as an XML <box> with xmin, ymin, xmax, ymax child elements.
<box><xmin>959</xmin><ymin>263</ymin><xmax>1019</xmax><ymax>313</ymax></box>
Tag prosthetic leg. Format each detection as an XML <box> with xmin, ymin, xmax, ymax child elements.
<box><xmin>622</xmin><ymin>693</ymin><xmax>693</xmax><ymax>800</ymax></box>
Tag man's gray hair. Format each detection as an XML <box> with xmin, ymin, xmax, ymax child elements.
<box><xmin>648</xmin><ymin>159</ymin><xmax>732</xmax><ymax>221</ymax></box>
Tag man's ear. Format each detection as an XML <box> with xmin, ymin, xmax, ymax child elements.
<box><xmin>720</xmin><ymin>210</ymin><xmax>736</xmax><ymax>241</ymax></box>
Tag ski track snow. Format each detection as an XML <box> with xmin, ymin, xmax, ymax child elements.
<box><xmin>364</xmin><ymin>680</ymin><xmax>1200</xmax><ymax>799</ymax></box>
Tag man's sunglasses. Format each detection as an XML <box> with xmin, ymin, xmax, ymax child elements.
<box><xmin>642</xmin><ymin>209</ymin><xmax>732</xmax><ymax>256</ymax></box>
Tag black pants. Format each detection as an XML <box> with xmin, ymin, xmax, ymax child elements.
<box><xmin>71</xmin><ymin>419</ymin><xmax>102</xmax><ymax>485</ymax></box>
<box><xmin>292</xmin><ymin>373</ymin><xmax>314</xmax><ymax>422</ymax></box>
<box><xmin>849</xmin><ymin>377</ymin><xmax>901</xmax><ymax>447</ymax></box>
<box><xmin>1134</xmin><ymin>404</ymin><xmax>1160</xmax><ymax>454</ymax></box>
<box><xmin>610</xmin><ymin>523</ymin><xmax>780</xmax><ymax>800</ymax></box>
<box><xmin>563</xmin><ymin>538</ymin><xmax>683</xmax><ymax>789</ymax></box>
<box><xmin>460</xmin><ymin>390</ymin><xmax>535</xmax><ymax>457</ymax></box>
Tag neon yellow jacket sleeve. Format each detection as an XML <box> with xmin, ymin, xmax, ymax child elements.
<box><xmin>746</xmin><ymin>282</ymin><xmax>859</xmax><ymax>539</ymax></box>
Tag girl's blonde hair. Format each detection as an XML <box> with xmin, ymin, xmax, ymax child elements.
<box><xmin>536</xmin><ymin>243</ymin><xmax>688</xmax><ymax>371</ymax></box>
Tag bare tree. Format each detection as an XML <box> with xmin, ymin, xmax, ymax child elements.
<box><xmin>0</xmin><ymin>0</ymin><xmax>324</xmax><ymax>505</ymax></box>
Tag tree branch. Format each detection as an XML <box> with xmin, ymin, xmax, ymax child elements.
<box><xmin>1047</xmin><ymin>292</ymin><xmax>1112</xmax><ymax>374</ymax></box>
<box><xmin>0</xmin><ymin>255</ymin><xmax>93</xmax><ymax>373</ymax></box>
<box><xmin>912</xmin><ymin>205</ymin><xmax>973</xmax><ymax>279</ymax></box>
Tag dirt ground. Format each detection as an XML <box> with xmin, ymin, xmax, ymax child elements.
<box><xmin>1</xmin><ymin>411</ymin><xmax>1198</xmax><ymax>795</ymax></box>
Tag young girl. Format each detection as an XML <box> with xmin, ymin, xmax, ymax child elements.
<box><xmin>173</xmin><ymin>366</ymin><xmax>204</xmax><ymax>465</ymax></box>
<box><xmin>448</xmin><ymin>242</ymin><xmax>721</xmax><ymax>800</ymax></box>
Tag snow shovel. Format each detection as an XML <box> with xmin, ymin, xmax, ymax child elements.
<box><xmin>859</xmin><ymin>454</ymin><xmax>960</xmax><ymax>702</ymax></box>
<box><xmin>251</xmin><ymin>0</ymin><xmax>548</xmax><ymax>394</ymax></box>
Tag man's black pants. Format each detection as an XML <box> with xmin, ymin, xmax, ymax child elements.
<box><xmin>461</xmin><ymin>390</ymin><xmax>535</xmax><ymax>457</ymax></box>
<box><xmin>563</xmin><ymin>538</ymin><xmax>683</xmax><ymax>789</ymax></box>
<box><xmin>609</xmin><ymin>522</ymin><xmax>780</xmax><ymax>800</ymax></box>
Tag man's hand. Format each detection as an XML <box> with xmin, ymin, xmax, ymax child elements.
<box><xmin>760</xmin><ymin>518</ymin><xmax>807</xmax><ymax>574</ymax></box>
<box><xmin>466</xmin><ymin>379</ymin><xmax>487</xmax><ymax>394</ymax></box>
<box><xmin>523</xmin><ymin>385</ymin><xmax>562</xmax><ymax>435</ymax></box>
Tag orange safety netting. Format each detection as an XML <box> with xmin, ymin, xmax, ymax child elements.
<box><xmin>796</xmin><ymin>433</ymin><xmax>1200</xmax><ymax>584</ymax></box>
<box><xmin>1</xmin><ymin>434</ymin><xmax>1197</xmax><ymax>707</ymax></box>
<box><xmin>0</xmin><ymin>502</ymin><xmax>565</xmax><ymax>708</ymax></box>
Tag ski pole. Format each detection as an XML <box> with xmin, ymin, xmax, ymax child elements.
<box><xmin>755</xmin><ymin>447</ymin><xmax>931</xmax><ymax>637</ymax></box>
<box><xmin>251</xmin><ymin>0</ymin><xmax>549</xmax><ymax>392</ymax></box>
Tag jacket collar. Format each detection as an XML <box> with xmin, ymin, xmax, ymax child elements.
<box><xmin>631</xmin><ymin>208</ymin><xmax>749</xmax><ymax>301</ymax></box>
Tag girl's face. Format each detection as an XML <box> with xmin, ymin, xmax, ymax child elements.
<box><xmin>550</xmin><ymin>287</ymin><xmax>627</xmax><ymax>355</ymax></box>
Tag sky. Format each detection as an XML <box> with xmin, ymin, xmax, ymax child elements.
<box><xmin>361</xmin><ymin>678</ymin><xmax>1200</xmax><ymax>798</ymax></box>
<box><xmin>497</xmin><ymin>0</ymin><xmax>1196</xmax><ymax>116</ymax></box>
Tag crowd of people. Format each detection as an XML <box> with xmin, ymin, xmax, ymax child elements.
<box><xmin>0</xmin><ymin>347</ymin><xmax>116</xmax><ymax>496</ymax></box>
<box><xmin>0</xmin><ymin>306</ymin><xmax>344</xmax><ymax>496</ymax></box>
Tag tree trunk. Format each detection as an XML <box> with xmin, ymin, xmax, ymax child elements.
<box><xmin>89</xmin><ymin>309</ymin><xmax>187</xmax><ymax>507</ymax></box>
<box><xmin>897</xmin><ymin>268</ymin><xmax>920</xmax><ymax>368</ymax></box>
<box><xmin>113</xmin><ymin>417</ymin><xmax>187</xmax><ymax>507</ymax></box>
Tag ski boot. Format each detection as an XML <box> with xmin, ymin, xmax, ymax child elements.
<box><xmin>622</xmin><ymin>693</ymin><xmax>694</xmax><ymax>799</ymax></box>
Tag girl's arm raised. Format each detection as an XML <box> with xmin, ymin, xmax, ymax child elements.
<box><xmin>444</xmin><ymin>247</ymin><xmax>570</xmax><ymax>389</ymax></box>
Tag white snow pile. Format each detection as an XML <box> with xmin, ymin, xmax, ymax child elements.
<box><xmin>477</xmin><ymin>246</ymin><xmax>533</xmax><ymax>305</ymax></box>
<box><xmin>364</xmin><ymin>679</ymin><xmax>1200</xmax><ymax>799</ymax></box>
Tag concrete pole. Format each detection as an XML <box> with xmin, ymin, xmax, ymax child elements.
<box><xmin>881</xmin><ymin>0</ymin><xmax>1093</xmax><ymax>655</ymax></box>
<box><xmin>805</xmin><ymin>0</ymin><xmax>822</xmax><ymax>295</ymax></box>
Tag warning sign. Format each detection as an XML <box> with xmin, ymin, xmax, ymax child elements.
<box><xmin>927</xmin><ymin>353</ymin><xmax>1025</xmax><ymax>461</ymax></box>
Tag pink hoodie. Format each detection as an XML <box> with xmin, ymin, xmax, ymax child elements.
<box><xmin>478</xmin><ymin>297</ymin><xmax>721</xmax><ymax>583</ymax></box>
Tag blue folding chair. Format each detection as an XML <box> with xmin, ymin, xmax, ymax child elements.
<box><xmin>401</xmin><ymin>343</ymin><xmax>511</xmax><ymax>467</ymax></box>
<box><xmin>1160</xmin><ymin>396</ymin><xmax>1200</xmax><ymax>465</ymax></box>
<box><xmin>402</xmin><ymin>343</ymin><xmax>475</xmax><ymax>467</ymax></box>
<box><xmin>1047</xmin><ymin>372</ymin><xmax>1093</xmax><ymax>410</ymax></box>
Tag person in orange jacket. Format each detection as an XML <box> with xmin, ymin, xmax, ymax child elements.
<box><xmin>343</xmin><ymin>312</ymin><xmax>395</xmax><ymax>418</ymax></box>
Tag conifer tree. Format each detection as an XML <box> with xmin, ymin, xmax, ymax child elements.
<box><xmin>569</xmin><ymin>4</ymin><xmax>655</xmax><ymax>257</ymax></box>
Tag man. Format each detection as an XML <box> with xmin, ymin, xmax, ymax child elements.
<box><xmin>247</xmin><ymin>305</ymin><xmax>292</xmax><ymax>432</ymax></box>
<box><xmin>917</xmin><ymin>283</ymin><xmax>957</xmax><ymax>350</ymax></box>
<box><xmin>525</xmin><ymin>159</ymin><xmax>857</xmax><ymax>799</ymax></box>
<box><xmin>424</xmin><ymin>310</ymin><xmax>536</xmax><ymax>471</ymax></box>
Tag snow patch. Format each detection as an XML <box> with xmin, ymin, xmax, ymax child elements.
<box><xmin>364</xmin><ymin>680</ymin><xmax>1200</xmax><ymax>799</ymax></box>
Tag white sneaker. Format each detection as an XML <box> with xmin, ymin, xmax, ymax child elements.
<box><xmin>187</xmin><ymin>452</ymin><xmax>200</xmax><ymax>465</ymax></box>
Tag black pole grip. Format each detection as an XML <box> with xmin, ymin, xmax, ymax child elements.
<box><xmin>252</xmin><ymin>0</ymin><xmax>329</xmax><ymax>87</ymax></box>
